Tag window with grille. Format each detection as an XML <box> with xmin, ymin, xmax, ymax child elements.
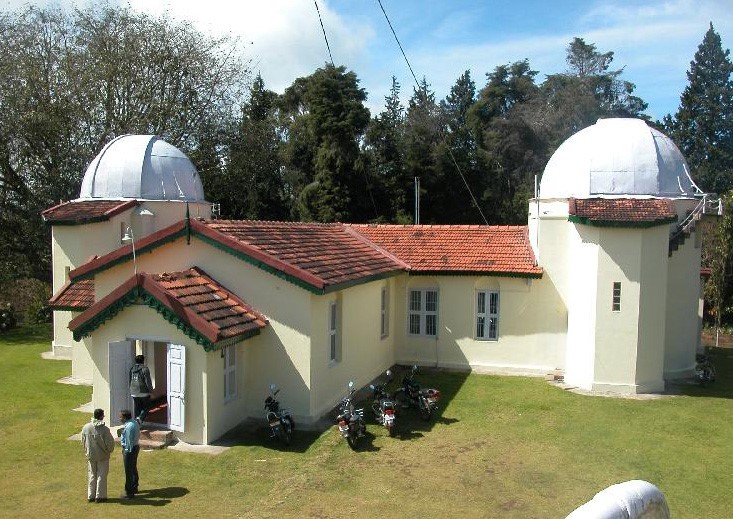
<box><xmin>612</xmin><ymin>282</ymin><xmax>622</xmax><ymax>312</ymax></box>
<box><xmin>408</xmin><ymin>289</ymin><xmax>439</xmax><ymax>337</ymax></box>
<box><xmin>476</xmin><ymin>290</ymin><xmax>500</xmax><ymax>340</ymax></box>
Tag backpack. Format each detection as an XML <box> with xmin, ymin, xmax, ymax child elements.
<box><xmin>129</xmin><ymin>365</ymin><xmax>150</xmax><ymax>394</ymax></box>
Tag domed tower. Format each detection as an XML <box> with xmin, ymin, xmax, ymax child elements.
<box><xmin>529</xmin><ymin>118</ymin><xmax>704</xmax><ymax>393</ymax></box>
<box><xmin>43</xmin><ymin>135</ymin><xmax>211</xmax><ymax>380</ymax></box>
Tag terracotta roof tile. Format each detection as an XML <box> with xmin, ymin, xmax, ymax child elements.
<box><xmin>568</xmin><ymin>198</ymin><xmax>678</xmax><ymax>225</ymax></box>
<box><xmin>349</xmin><ymin>224</ymin><xmax>542</xmax><ymax>277</ymax></box>
<box><xmin>69</xmin><ymin>267</ymin><xmax>267</xmax><ymax>348</ymax></box>
<box><xmin>200</xmin><ymin>220</ymin><xmax>406</xmax><ymax>290</ymax></box>
<box><xmin>42</xmin><ymin>200</ymin><xmax>138</xmax><ymax>224</ymax></box>
<box><xmin>48</xmin><ymin>279</ymin><xmax>95</xmax><ymax>310</ymax></box>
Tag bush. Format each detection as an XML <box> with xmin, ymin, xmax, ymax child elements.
<box><xmin>0</xmin><ymin>278</ymin><xmax>52</xmax><ymax>324</ymax></box>
<box><xmin>0</xmin><ymin>303</ymin><xmax>17</xmax><ymax>332</ymax></box>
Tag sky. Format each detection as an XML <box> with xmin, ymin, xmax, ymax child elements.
<box><xmin>3</xmin><ymin>0</ymin><xmax>732</xmax><ymax>121</ymax></box>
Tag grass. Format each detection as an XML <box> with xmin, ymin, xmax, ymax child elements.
<box><xmin>1</xmin><ymin>324</ymin><xmax>732</xmax><ymax>518</ymax></box>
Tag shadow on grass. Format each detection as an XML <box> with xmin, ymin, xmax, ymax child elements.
<box><xmin>666</xmin><ymin>347</ymin><xmax>733</xmax><ymax>399</ymax></box>
<box><xmin>0</xmin><ymin>324</ymin><xmax>53</xmax><ymax>345</ymax></box>
<box><xmin>115</xmin><ymin>486</ymin><xmax>189</xmax><ymax>506</ymax></box>
<box><xmin>216</xmin><ymin>422</ymin><xmax>327</xmax><ymax>453</ymax></box>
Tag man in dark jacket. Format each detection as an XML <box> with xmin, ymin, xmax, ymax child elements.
<box><xmin>81</xmin><ymin>408</ymin><xmax>115</xmax><ymax>503</ymax></box>
<box><xmin>129</xmin><ymin>354</ymin><xmax>153</xmax><ymax>422</ymax></box>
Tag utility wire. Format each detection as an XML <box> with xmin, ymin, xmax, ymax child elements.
<box><xmin>375</xmin><ymin>0</ymin><xmax>489</xmax><ymax>225</ymax></box>
<box><xmin>313</xmin><ymin>0</ymin><xmax>334</xmax><ymax>65</ymax></box>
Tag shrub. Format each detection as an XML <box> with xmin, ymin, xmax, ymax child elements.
<box><xmin>0</xmin><ymin>278</ymin><xmax>52</xmax><ymax>324</ymax></box>
<box><xmin>0</xmin><ymin>303</ymin><xmax>17</xmax><ymax>332</ymax></box>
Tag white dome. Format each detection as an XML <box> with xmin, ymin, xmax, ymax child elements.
<box><xmin>540</xmin><ymin>118</ymin><xmax>698</xmax><ymax>199</ymax></box>
<box><xmin>79</xmin><ymin>135</ymin><xmax>206</xmax><ymax>201</ymax></box>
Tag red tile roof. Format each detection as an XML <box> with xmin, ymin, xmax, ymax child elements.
<box><xmin>48</xmin><ymin>279</ymin><xmax>95</xmax><ymax>310</ymax></box>
<box><xmin>568</xmin><ymin>198</ymin><xmax>678</xmax><ymax>226</ymax></box>
<box><xmin>349</xmin><ymin>224</ymin><xmax>542</xmax><ymax>277</ymax></box>
<box><xmin>69</xmin><ymin>267</ymin><xmax>267</xmax><ymax>349</ymax></box>
<box><xmin>42</xmin><ymin>200</ymin><xmax>138</xmax><ymax>224</ymax></box>
<box><xmin>199</xmin><ymin>220</ymin><xmax>407</xmax><ymax>290</ymax></box>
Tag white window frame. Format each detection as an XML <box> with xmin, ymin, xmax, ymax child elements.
<box><xmin>223</xmin><ymin>344</ymin><xmax>237</xmax><ymax>402</ymax></box>
<box><xmin>408</xmin><ymin>288</ymin><xmax>439</xmax><ymax>337</ymax></box>
<box><xmin>475</xmin><ymin>290</ymin><xmax>500</xmax><ymax>340</ymax></box>
<box><xmin>612</xmin><ymin>282</ymin><xmax>622</xmax><ymax>312</ymax></box>
<box><xmin>380</xmin><ymin>286</ymin><xmax>389</xmax><ymax>338</ymax></box>
<box><xmin>329</xmin><ymin>300</ymin><xmax>340</xmax><ymax>363</ymax></box>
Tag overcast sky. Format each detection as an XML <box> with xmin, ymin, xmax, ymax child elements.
<box><xmin>3</xmin><ymin>0</ymin><xmax>732</xmax><ymax>121</ymax></box>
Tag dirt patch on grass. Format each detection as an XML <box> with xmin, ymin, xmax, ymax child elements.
<box><xmin>702</xmin><ymin>330</ymin><xmax>733</xmax><ymax>348</ymax></box>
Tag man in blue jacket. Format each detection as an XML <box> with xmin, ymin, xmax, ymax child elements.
<box><xmin>119</xmin><ymin>409</ymin><xmax>140</xmax><ymax>499</ymax></box>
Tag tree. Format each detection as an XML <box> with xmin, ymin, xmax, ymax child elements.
<box><xmin>0</xmin><ymin>5</ymin><xmax>249</xmax><ymax>282</ymax></box>
<box><xmin>279</xmin><ymin>64</ymin><xmax>371</xmax><ymax>222</ymax></box>
<box><xmin>211</xmin><ymin>74</ymin><xmax>288</xmax><ymax>220</ymax></box>
<box><xmin>665</xmin><ymin>23</ymin><xmax>733</xmax><ymax>194</ymax></box>
<box><xmin>533</xmin><ymin>38</ymin><xmax>647</xmax><ymax>148</ymax></box>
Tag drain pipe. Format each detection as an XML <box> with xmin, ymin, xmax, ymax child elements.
<box><xmin>565</xmin><ymin>480</ymin><xmax>669</xmax><ymax>519</ymax></box>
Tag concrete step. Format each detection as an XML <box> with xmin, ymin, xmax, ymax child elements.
<box><xmin>115</xmin><ymin>427</ymin><xmax>174</xmax><ymax>450</ymax></box>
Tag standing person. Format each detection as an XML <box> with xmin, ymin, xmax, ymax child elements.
<box><xmin>119</xmin><ymin>409</ymin><xmax>141</xmax><ymax>499</ymax></box>
<box><xmin>129</xmin><ymin>354</ymin><xmax>153</xmax><ymax>422</ymax></box>
<box><xmin>80</xmin><ymin>408</ymin><xmax>115</xmax><ymax>503</ymax></box>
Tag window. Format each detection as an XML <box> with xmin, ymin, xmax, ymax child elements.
<box><xmin>408</xmin><ymin>289</ymin><xmax>438</xmax><ymax>337</ymax></box>
<box><xmin>476</xmin><ymin>290</ymin><xmax>500</xmax><ymax>340</ymax></box>
<box><xmin>380</xmin><ymin>286</ymin><xmax>389</xmax><ymax>338</ymax></box>
<box><xmin>329</xmin><ymin>300</ymin><xmax>340</xmax><ymax>362</ymax></box>
<box><xmin>612</xmin><ymin>282</ymin><xmax>622</xmax><ymax>312</ymax></box>
<box><xmin>223</xmin><ymin>345</ymin><xmax>236</xmax><ymax>401</ymax></box>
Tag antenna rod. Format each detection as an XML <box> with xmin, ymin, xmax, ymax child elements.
<box><xmin>414</xmin><ymin>177</ymin><xmax>420</xmax><ymax>225</ymax></box>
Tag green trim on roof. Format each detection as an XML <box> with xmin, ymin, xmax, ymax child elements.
<box><xmin>45</xmin><ymin>215</ymin><xmax>112</xmax><ymax>226</ymax></box>
<box><xmin>72</xmin><ymin>285</ymin><xmax>260</xmax><ymax>351</ymax></box>
<box><xmin>408</xmin><ymin>270</ymin><xmax>543</xmax><ymax>279</ymax></box>
<box><xmin>568</xmin><ymin>214</ymin><xmax>678</xmax><ymax>228</ymax></box>
<box><xmin>324</xmin><ymin>269</ymin><xmax>405</xmax><ymax>294</ymax></box>
<box><xmin>51</xmin><ymin>305</ymin><xmax>90</xmax><ymax>312</ymax></box>
<box><xmin>194</xmin><ymin>232</ymin><xmax>326</xmax><ymax>294</ymax></box>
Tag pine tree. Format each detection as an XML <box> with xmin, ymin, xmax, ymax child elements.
<box><xmin>666</xmin><ymin>23</ymin><xmax>733</xmax><ymax>194</ymax></box>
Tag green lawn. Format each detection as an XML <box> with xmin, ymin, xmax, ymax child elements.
<box><xmin>1</xmin><ymin>325</ymin><xmax>731</xmax><ymax>518</ymax></box>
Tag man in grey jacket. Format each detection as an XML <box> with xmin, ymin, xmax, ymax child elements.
<box><xmin>80</xmin><ymin>408</ymin><xmax>115</xmax><ymax>503</ymax></box>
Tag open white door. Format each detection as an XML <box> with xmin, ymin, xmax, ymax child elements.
<box><xmin>109</xmin><ymin>341</ymin><xmax>134</xmax><ymax>425</ymax></box>
<box><xmin>167</xmin><ymin>344</ymin><xmax>186</xmax><ymax>432</ymax></box>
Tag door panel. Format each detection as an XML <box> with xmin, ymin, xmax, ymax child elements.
<box><xmin>109</xmin><ymin>341</ymin><xmax>134</xmax><ymax>425</ymax></box>
<box><xmin>167</xmin><ymin>344</ymin><xmax>186</xmax><ymax>432</ymax></box>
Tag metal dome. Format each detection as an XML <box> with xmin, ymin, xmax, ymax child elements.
<box><xmin>539</xmin><ymin>118</ymin><xmax>699</xmax><ymax>199</ymax></box>
<box><xmin>79</xmin><ymin>135</ymin><xmax>206</xmax><ymax>201</ymax></box>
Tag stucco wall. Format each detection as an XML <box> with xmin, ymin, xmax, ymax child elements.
<box><xmin>664</xmin><ymin>226</ymin><xmax>701</xmax><ymax>377</ymax></box>
<box><xmin>310</xmin><ymin>278</ymin><xmax>397</xmax><ymax>419</ymax></box>
<box><xmin>391</xmin><ymin>273</ymin><xmax>565</xmax><ymax>375</ymax></box>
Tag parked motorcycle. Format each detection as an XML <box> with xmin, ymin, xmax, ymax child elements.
<box><xmin>392</xmin><ymin>365</ymin><xmax>441</xmax><ymax>420</ymax></box>
<box><xmin>336</xmin><ymin>381</ymin><xmax>366</xmax><ymax>450</ymax></box>
<box><xmin>369</xmin><ymin>370</ymin><xmax>396</xmax><ymax>436</ymax></box>
<box><xmin>695</xmin><ymin>353</ymin><xmax>716</xmax><ymax>387</ymax></box>
<box><xmin>264</xmin><ymin>384</ymin><xmax>295</xmax><ymax>445</ymax></box>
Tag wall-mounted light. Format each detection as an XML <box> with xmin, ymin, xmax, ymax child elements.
<box><xmin>121</xmin><ymin>226</ymin><xmax>137</xmax><ymax>275</ymax></box>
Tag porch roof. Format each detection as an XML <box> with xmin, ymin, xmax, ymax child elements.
<box><xmin>69</xmin><ymin>267</ymin><xmax>268</xmax><ymax>351</ymax></box>
<box><xmin>48</xmin><ymin>279</ymin><xmax>95</xmax><ymax>310</ymax></box>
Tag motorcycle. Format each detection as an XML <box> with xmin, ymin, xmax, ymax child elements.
<box><xmin>369</xmin><ymin>370</ymin><xmax>396</xmax><ymax>437</ymax></box>
<box><xmin>393</xmin><ymin>365</ymin><xmax>440</xmax><ymax>421</ymax></box>
<box><xmin>264</xmin><ymin>384</ymin><xmax>295</xmax><ymax>445</ymax></box>
<box><xmin>335</xmin><ymin>381</ymin><xmax>366</xmax><ymax>450</ymax></box>
<box><xmin>695</xmin><ymin>353</ymin><xmax>716</xmax><ymax>387</ymax></box>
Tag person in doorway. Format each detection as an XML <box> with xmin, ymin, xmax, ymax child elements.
<box><xmin>129</xmin><ymin>354</ymin><xmax>153</xmax><ymax>422</ymax></box>
<box><xmin>119</xmin><ymin>409</ymin><xmax>141</xmax><ymax>499</ymax></box>
<box><xmin>80</xmin><ymin>408</ymin><xmax>115</xmax><ymax>503</ymax></box>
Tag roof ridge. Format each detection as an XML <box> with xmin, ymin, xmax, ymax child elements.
<box><xmin>343</xmin><ymin>225</ymin><xmax>411</xmax><ymax>270</ymax></box>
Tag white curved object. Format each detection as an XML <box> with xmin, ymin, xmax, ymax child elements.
<box><xmin>79</xmin><ymin>134</ymin><xmax>205</xmax><ymax>201</ymax></box>
<box><xmin>541</xmin><ymin>118</ymin><xmax>699</xmax><ymax>199</ymax></box>
<box><xmin>566</xmin><ymin>480</ymin><xmax>670</xmax><ymax>519</ymax></box>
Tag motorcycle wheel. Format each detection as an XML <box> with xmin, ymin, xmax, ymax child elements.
<box><xmin>279</xmin><ymin>425</ymin><xmax>292</xmax><ymax>445</ymax></box>
<box><xmin>287</xmin><ymin>416</ymin><xmax>296</xmax><ymax>431</ymax></box>
<box><xmin>386</xmin><ymin>423</ymin><xmax>395</xmax><ymax>437</ymax></box>
<box><xmin>393</xmin><ymin>389</ymin><xmax>409</xmax><ymax>409</ymax></box>
<box><xmin>346</xmin><ymin>433</ymin><xmax>359</xmax><ymax>450</ymax></box>
<box><xmin>419</xmin><ymin>402</ymin><xmax>432</xmax><ymax>421</ymax></box>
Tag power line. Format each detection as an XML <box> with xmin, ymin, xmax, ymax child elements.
<box><xmin>313</xmin><ymin>1</ymin><xmax>334</xmax><ymax>65</ymax></box>
<box><xmin>375</xmin><ymin>0</ymin><xmax>489</xmax><ymax>225</ymax></box>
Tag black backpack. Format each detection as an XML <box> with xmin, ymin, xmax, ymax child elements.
<box><xmin>130</xmin><ymin>365</ymin><xmax>149</xmax><ymax>393</ymax></box>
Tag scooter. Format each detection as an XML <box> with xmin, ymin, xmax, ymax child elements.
<box><xmin>369</xmin><ymin>370</ymin><xmax>396</xmax><ymax>436</ymax></box>
<box><xmin>695</xmin><ymin>353</ymin><xmax>716</xmax><ymax>387</ymax></box>
<box><xmin>264</xmin><ymin>384</ymin><xmax>295</xmax><ymax>445</ymax></box>
<box><xmin>335</xmin><ymin>381</ymin><xmax>366</xmax><ymax>450</ymax></box>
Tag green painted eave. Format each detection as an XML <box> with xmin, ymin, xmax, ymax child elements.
<box><xmin>568</xmin><ymin>215</ymin><xmax>678</xmax><ymax>228</ymax></box>
<box><xmin>408</xmin><ymin>270</ymin><xmax>543</xmax><ymax>279</ymax></box>
<box><xmin>72</xmin><ymin>285</ymin><xmax>258</xmax><ymax>351</ymax></box>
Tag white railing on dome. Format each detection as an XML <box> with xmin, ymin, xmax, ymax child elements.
<box><xmin>671</xmin><ymin>194</ymin><xmax>722</xmax><ymax>242</ymax></box>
